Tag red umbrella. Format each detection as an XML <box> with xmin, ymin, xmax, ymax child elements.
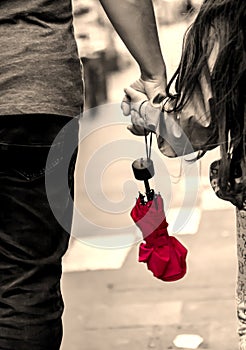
<box><xmin>131</xmin><ymin>135</ymin><xmax>188</xmax><ymax>282</ymax></box>
<box><xmin>131</xmin><ymin>193</ymin><xmax>188</xmax><ymax>282</ymax></box>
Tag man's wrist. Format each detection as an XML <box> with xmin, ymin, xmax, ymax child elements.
<box><xmin>140</xmin><ymin>67</ymin><xmax>167</xmax><ymax>82</ymax></box>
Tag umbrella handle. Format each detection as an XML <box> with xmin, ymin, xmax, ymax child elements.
<box><xmin>132</xmin><ymin>157</ymin><xmax>155</xmax><ymax>203</ymax></box>
<box><xmin>144</xmin><ymin>180</ymin><xmax>154</xmax><ymax>201</ymax></box>
<box><xmin>144</xmin><ymin>179</ymin><xmax>151</xmax><ymax>194</ymax></box>
<box><xmin>132</xmin><ymin>133</ymin><xmax>155</xmax><ymax>203</ymax></box>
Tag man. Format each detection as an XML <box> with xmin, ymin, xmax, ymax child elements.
<box><xmin>0</xmin><ymin>0</ymin><xmax>166</xmax><ymax>348</ymax></box>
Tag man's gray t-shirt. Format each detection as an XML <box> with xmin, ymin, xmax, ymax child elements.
<box><xmin>0</xmin><ymin>0</ymin><xmax>84</xmax><ymax>117</ymax></box>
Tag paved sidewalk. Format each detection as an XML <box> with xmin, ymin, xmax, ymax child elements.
<box><xmin>61</xmin><ymin>205</ymin><xmax>239</xmax><ymax>350</ymax></box>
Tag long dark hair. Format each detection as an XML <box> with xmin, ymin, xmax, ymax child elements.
<box><xmin>167</xmin><ymin>0</ymin><xmax>246</xmax><ymax>194</ymax></box>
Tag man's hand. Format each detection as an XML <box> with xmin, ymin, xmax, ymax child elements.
<box><xmin>130</xmin><ymin>75</ymin><xmax>167</xmax><ymax>100</ymax></box>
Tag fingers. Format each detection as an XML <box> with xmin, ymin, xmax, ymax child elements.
<box><xmin>131</xmin><ymin>109</ymin><xmax>145</xmax><ymax>128</ymax></box>
<box><xmin>151</xmin><ymin>93</ymin><xmax>166</xmax><ymax>107</ymax></box>
<box><xmin>128</xmin><ymin>109</ymin><xmax>146</xmax><ymax>136</ymax></box>
<box><xmin>121</xmin><ymin>87</ymin><xmax>146</xmax><ymax>117</ymax></box>
<box><xmin>124</xmin><ymin>86</ymin><xmax>146</xmax><ymax>103</ymax></box>
<box><xmin>121</xmin><ymin>94</ymin><xmax>131</xmax><ymax>116</ymax></box>
<box><xmin>130</xmin><ymin>79</ymin><xmax>145</xmax><ymax>92</ymax></box>
<box><xmin>121</xmin><ymin>93</ymin><xmax>146</xmax><ymax>119</ymax></box>
<box><xmin>139</xmin><ymin>75</ymin><xmax>167</xmax><ymax>100</ymax></box>
<box><xmin>121</xmin><ymin>90</ymin><xmax>146</xmax><ymax>136</ymax></box>
<box><xmin>127</xmin><ymin>125</ymin><xmax>146</xmax><ymax>136</ymax></box>
<box><xmin>121</xmin><ymin>76</ymin><xmax>167</xmax><ymax>137</ymax></box>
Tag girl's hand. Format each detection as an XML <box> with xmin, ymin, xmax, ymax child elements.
<box><xmin>122</xmin><ymin>86</ymin><xmax>147</xmax><ymax>135</ymax></box>
<box><xmin>121</xmin><ymin>75</ymin><xmax>166</xmax><ymax>135</ymax></box>
<box><xmin>121</xmin><ymin>76</ymin><xmax>166</xmax><ymax>116</ymax></box>
<box><xmin>123</xmin><ymin>86</ymin><xmax>163</xmax><ymax>136</ymax></box>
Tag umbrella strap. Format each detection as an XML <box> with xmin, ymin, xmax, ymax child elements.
<box><xmin>144</xmin><ymin>130</ymin><xmax>153</xmax><ymax>160</ymax></box>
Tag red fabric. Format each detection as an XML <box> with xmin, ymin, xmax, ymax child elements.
<box><xmin>131</xmin><ymin>194</ymin><xmax>187</xmax><ymax>282</ymax></box>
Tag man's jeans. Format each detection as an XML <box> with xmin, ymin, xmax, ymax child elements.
<box><xmin>0</xmin><ymin>115</ymin><xmax>79</xmax><ymax>349</ymax></box>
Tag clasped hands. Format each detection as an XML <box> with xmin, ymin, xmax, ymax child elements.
<box><xmin>121</xmin><ymin>77</ymin><xmax>167</xmax><ymax>136</ymax></box>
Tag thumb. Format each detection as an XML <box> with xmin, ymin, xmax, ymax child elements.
<box><xmin>124</xmin><ymin>86</ymin><xmax>147</xmax><ymax>103</ymax></box>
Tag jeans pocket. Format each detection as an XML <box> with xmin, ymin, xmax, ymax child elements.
<box><xmin>9</xmin><ymin>146</ymin><xmax>55</xmax><ymax>182</ymax></box>
<box><xmin>1</xmin><ymin>117</ymin><xmax>79</xmax><ymax>184</ymax></box>
<box><xmin>13</xmin><ymin>167</ymin><xmax>46</xmax><ymax>181</ymax></box>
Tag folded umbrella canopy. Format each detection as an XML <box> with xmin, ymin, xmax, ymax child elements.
<box><xmin>131</xmin><ymin>133</ymin><xmax>188</xmax><ymax>282</ymax></box>
<box><xmin>131</xmin><ymin>193</ymin><xmax>187</xmax><ymax>282</ymax></box>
